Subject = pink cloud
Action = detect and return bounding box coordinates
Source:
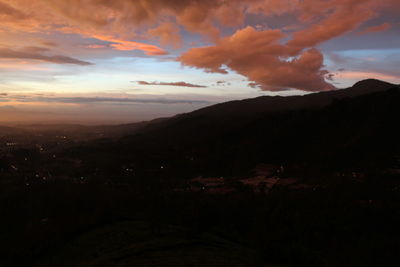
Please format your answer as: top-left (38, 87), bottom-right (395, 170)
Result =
top-left (289, 0), bottom-right (376, 48)
top-left (92, 35), bottom-right (167, 56)
top-left (1, 0), bottom-right (399, 91)
top-left (179, 0), bottom-right (399, 91)
top-left (358, 23), bottom-right (391, 35)
top-left (336, 71), bottom-right (400, 82)
top-left (179, 27), bottom-right (334, 91)
top-left (137, 81), bottom-right (207, 88)
top-left (0, 1), bottom-right (27, 19)
top-left (147, 23), bottom-right (183, 48)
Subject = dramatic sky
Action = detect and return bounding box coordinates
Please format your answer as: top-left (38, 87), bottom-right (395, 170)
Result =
top-left (1, 0), bottom-right (399, 124)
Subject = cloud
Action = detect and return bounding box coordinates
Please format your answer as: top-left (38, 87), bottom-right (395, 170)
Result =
top-left (288, 2), bottom-right (372, 48)
top-left (22, 46), bottom-right (51, 53)
top-left (335, 71), bottom-right (400, 82)
top-left (2, 1), bottom-right (398, 45)
top-left (147, 23), bottom-right (183, 48)
top-left (216, 81), bottom-right (230, 86)
top-left (1, 0), bottom-right (399, 91)
top-left (2, 94), bottom-right (211, 105)
top-left (178, 0), bottom-right (400, 91)
top-left (0, 0), bottom-right (249, 48)
top-left (0, 1), bottom-right (27, 19)
top-left (91, 35), bottom-right (167, 55)
top-left (40, 40), bottom-right (58, 47)
top-left (9, 0), bottom-right (237, 45)
top-left (0, 47), bottom-right (93, 66)
top-left (179, 27), bottom-right (334, 91)
top-left (137, 81), bottom-right (207, 88)
top-left (358, 23), bottom-right (391, 35)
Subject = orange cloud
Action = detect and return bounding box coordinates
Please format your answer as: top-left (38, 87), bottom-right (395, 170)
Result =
top-left (93, 35), bottom-right (168, 55)
top-left (147, 23), bottom-right (183, 48)
top-left (0, 1), bottom-right (27, 19)
top-left (1, 0), bottom-right (399, 91)
top-left (1, 0), bottom-right (397, 46)
top-left (358, 23), bottom-right (391, 35)
top-left (179, 0), bottom-right (399, 91)
top-left (39, 0), bottom-right (237, 40)
top-left (247, 0), bottom-right (299, 16)
top-left (180, 27), bottom-right (334, 91)
top-left (289, 0), bottom-right (376, 48)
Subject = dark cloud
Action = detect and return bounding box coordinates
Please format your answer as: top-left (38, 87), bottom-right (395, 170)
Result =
top-left (0, 48), bottom-right (93, 66)
top-left (326, 73), bottom-right (335, 81)
top-left (137, 81), bottom-right (207, 88)
top-left (216, 81), bottom-right (231, 86)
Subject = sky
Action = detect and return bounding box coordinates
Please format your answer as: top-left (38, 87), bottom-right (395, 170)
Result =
top-left (0, 0), bottom-right (399, 124)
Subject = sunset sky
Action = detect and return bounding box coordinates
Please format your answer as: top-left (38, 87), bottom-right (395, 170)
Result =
top-left (1, 0), bottom-right (399, 124)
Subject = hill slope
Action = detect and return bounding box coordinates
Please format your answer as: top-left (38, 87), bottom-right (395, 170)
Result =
top-left (131, 79), bottom-right (395, 135)
top-left (72, 79), bottom-right (400, 179)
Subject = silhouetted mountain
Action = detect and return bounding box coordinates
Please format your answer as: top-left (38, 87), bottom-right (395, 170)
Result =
top-left (72, 79), bottom-right (400, 179)
top-left (132, 79), bottom-right (395, 135)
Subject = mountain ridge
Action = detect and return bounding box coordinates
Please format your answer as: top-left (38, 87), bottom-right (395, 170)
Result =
top-left (127, 79), bottom-right (397, 138)
top-left (69, 79), bottom-right (397, 179)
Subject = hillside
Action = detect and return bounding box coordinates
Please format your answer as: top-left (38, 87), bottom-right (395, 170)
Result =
top-left (65, 79), bottom-right (400, 180)
top-left (127, 80), bottom-right (399, 162)
top-left (130, 79), bottom-right (395, 135)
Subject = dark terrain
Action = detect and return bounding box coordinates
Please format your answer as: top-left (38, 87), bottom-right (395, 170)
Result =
top-left (1, 79), bottom-right (400, 266)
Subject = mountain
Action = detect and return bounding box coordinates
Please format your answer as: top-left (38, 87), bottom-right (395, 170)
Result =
top-left (131, 79), bottom-right (396, 134)
top-left (72, 79), bottom-right (399, 179)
